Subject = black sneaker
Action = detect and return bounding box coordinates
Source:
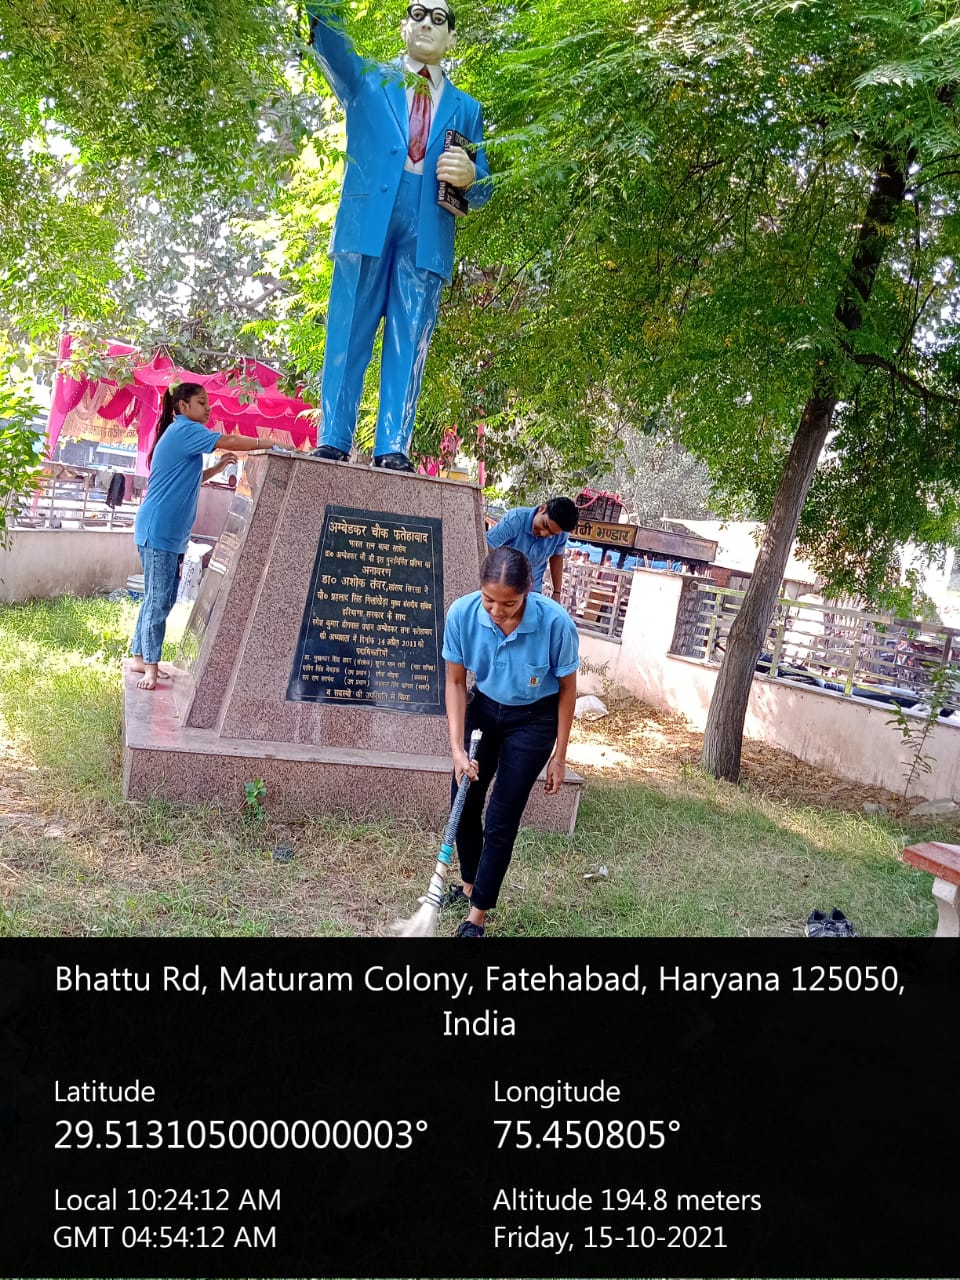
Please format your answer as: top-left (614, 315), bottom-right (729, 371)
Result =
top-left (805, 907), bottom-right (857, 938)
top-left (441, 884), bottom-right (471, 912)
top-left (455, 920), bottom-right (485, 938)
top-left (312, 444), bottom-right (349, 461)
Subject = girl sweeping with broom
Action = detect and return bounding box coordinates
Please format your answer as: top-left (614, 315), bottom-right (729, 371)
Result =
top-left (441, 546), bottom-right (579, 938)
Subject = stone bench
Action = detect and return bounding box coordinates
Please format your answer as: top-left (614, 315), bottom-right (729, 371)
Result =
top-left (901, 842), bottom-right (960, 937)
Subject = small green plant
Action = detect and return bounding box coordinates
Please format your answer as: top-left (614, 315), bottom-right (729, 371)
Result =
top-left (0, 375), bottom-right (45, 547)
top-left (578, 655), bottom-right (615, 703)
top-left (243, 778), bottom-right (267, 822)
top-left (886, 663), bottom-right (956, 804)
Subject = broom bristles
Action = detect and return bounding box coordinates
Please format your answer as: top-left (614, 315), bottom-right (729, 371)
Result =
top-left (390, 900), bottom-right (440, 937)
top-left (392, 730), bottom-right (481, 939)
top-left (391, 858), bottom-right (448, 938)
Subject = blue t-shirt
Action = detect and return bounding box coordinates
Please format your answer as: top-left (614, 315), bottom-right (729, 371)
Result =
top-left (486, 506), bottom-right (569, 592)
top-left (443, 590), bottom-right (580, 705)
top-left (134, 416), bottom-right (219, 554)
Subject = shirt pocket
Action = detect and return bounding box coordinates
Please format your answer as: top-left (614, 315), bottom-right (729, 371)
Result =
top-left (522, 663), bottom-right (550, 699)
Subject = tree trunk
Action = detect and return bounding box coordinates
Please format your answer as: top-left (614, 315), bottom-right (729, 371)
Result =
top-left (700, 398), bottom-right (834, 779)
top-left (701, 145), bottom-right (912, 781)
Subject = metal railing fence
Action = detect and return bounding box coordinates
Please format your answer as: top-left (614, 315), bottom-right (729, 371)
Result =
top-left (559, 563), bottom-right (632, 640)
top-left (10, 468), bottom-right (142, 531)
top-left (672, 580), bottom-right (960, 711)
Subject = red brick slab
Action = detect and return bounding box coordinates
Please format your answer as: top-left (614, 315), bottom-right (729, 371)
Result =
top-left (902, 842), bottom-right (960, 886)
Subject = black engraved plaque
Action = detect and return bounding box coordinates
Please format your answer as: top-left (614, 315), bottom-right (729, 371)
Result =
top-left (287, 505), bottom-right (445, 714)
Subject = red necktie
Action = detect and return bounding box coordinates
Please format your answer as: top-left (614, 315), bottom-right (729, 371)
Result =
top-left (408, 67), bottom-right (433, 165)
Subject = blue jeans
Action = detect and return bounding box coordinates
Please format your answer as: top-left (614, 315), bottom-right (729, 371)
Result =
top-left (320, 172), bottom-right (445, 458)
top-left (130, 545), bottom-right (180, 664)
top-left (452, 689), bottom-right (560, 911)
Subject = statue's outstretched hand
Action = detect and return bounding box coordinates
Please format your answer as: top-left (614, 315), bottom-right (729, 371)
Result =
top-left (436, 145), bottom-right (475, 190)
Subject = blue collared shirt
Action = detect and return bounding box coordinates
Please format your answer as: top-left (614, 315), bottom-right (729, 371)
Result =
top-left (443, 590), bottom-right (580, 705)
top-left (486, 506), bottom-right (569, 592)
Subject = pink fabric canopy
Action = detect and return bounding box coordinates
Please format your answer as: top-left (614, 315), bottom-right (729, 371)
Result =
top-left (46, 335), bottom-right (317, 474)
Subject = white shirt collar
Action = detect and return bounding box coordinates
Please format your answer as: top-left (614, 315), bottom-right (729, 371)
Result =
top-left (403, 56), bottom-right (444, 89)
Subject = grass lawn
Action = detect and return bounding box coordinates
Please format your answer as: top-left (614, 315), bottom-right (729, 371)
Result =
top-left (0, 596), bottom-right (947, 938)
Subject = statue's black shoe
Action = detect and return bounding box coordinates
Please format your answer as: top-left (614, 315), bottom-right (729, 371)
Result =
top-left (312, 444), bottom-right (349, 461)
top-left (373, 453), bottom-right (415, 473)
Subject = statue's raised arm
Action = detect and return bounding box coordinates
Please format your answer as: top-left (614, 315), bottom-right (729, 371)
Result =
top-left (306, 0), bottom-right (492, 471)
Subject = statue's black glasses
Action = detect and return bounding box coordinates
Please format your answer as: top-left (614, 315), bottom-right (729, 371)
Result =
top-left (406, 5), bottom-right (450, 26)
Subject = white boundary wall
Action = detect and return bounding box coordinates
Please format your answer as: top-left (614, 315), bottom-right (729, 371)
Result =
top-left (0, 529), bottom-right (142, 602)
top-left (578, 568), bottom-right (960, 800)
top-left (1, 485), bottom-right (235, 604)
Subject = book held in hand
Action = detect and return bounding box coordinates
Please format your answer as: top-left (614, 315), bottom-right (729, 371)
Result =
top-left (436, 129), bottom-right (477, 217)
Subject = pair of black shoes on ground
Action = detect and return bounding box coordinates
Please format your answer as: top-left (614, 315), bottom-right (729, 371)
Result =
top-left (805, 907), bottom-right (857, 937)
top-left (312, 444), bottom-right (414, 473)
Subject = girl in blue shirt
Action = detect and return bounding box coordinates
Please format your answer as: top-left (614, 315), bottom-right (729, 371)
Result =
top-left (129, 382), bottom-right (264, 690)
top-left (442, 546), bottom-right (580, 937)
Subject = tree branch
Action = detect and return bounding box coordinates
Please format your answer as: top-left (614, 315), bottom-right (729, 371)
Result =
top-left (849, 351), bottom-right (960, 407)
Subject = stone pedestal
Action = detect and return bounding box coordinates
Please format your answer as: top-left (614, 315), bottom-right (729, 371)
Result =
top-left (122, 453), bottom-right (582, 834)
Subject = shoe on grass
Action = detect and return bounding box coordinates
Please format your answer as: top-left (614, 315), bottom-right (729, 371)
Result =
top-left (455, 920), bottom-right (485, 938)
top-left (805, 907), bottom-right (857, 937)
top-left (441, 884), bottom-right (471, 912)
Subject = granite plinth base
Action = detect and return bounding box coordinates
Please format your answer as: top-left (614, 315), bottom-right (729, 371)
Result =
top-left (175, 454), bottom-right (485, 754)
top-left (122, 665), bottom-right (582, 835)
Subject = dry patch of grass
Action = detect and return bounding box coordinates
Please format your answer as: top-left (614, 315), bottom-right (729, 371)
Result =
top-left (567, 697), bottom-right (906, 815)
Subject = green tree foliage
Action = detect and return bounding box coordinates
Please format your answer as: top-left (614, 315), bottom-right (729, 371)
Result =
top-left (0, 0), bottom-right (306, 521)
top-left (79, 166), bottom-right (302, 374)
top-left (0, 0), bottom-right (299, 336)
top-left (473, 0), bottom-right (960, 565)
top-left (597, 431), bottom-right (714, 525)
top-left (0, 363), bottom-right (44, 544)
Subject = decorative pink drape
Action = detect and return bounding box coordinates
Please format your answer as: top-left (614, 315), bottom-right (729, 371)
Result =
top-left (45, 337), bottom-right (317, 473)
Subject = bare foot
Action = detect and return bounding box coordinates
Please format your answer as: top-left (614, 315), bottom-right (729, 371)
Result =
top-left (136, 663), bottom-right (160, 690)
top-left (130, 658), bottom-right (169, 681)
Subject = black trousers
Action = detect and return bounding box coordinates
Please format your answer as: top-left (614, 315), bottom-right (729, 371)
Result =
top-left (452, 689), bottom-right (559, 911)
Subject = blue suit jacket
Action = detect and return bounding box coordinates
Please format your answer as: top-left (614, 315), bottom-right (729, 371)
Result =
top-left (309, 7), bottom-right (491, 282)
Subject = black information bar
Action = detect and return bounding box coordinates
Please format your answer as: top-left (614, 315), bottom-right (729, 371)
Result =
top-left (1, 938), bottom-right (957, 1277)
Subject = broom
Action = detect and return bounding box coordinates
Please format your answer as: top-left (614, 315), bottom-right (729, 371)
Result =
top-left (392, 729), bottom-right (482, 937)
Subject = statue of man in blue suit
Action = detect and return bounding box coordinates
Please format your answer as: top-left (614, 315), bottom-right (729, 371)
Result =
top-left (307, 0), bottom-right (492, 472)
